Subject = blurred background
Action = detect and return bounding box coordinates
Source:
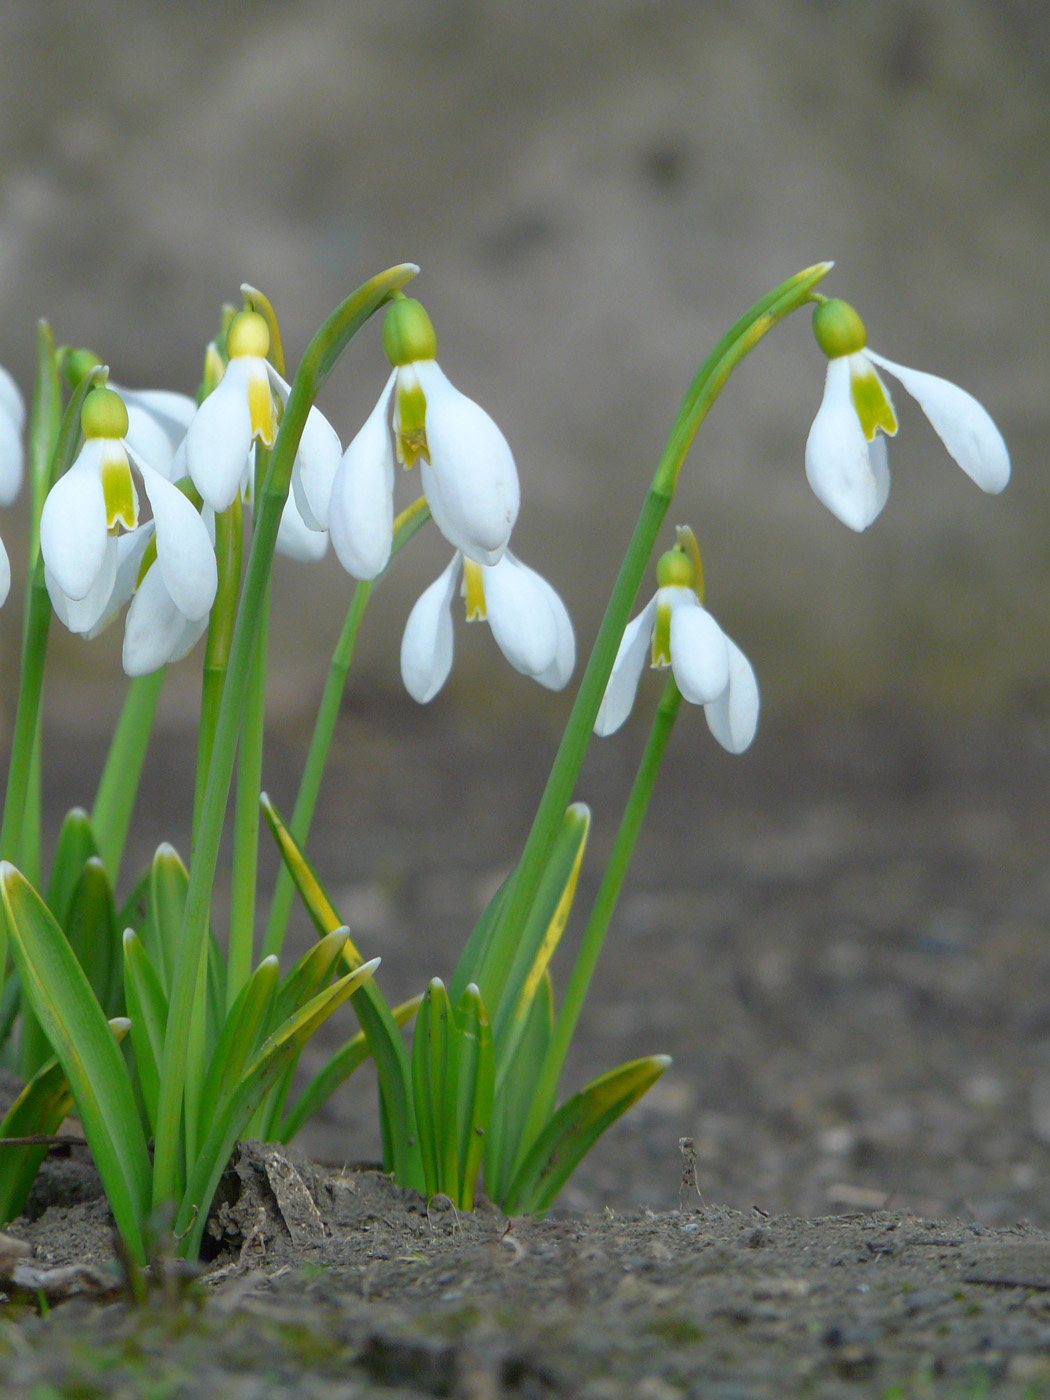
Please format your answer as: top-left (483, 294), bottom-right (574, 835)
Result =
top-left (0, 0), bottom-right (1046, 727)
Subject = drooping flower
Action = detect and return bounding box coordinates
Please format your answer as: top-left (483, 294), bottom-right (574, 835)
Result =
top-left (330, 296), bottom-right (520, 580)
top-left (40, 386), bottom-right (217, 637)
top-left (594, 528), bottom-right (759, 753)
top-left (185, 309), bottom-right (343, 518)
top-left (805, 298), bottom-right (1010, 531)
top-left (0, 363), bottom-right (25, 507)
top-left (400, 548), bottom-right (574, 703)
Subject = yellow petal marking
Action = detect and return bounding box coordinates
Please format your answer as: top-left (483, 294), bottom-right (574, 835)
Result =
top-left (247, 362), bottom-right (276, 446)
top-left (849, 357), bottom-right (897, 441)
top-left (462, 559), bottom-right (487, 621)
top-left (651, 596), bottom-right (673, 669)
top-left (100, 443), bottom-right (138, 532)
top-left (394, 371), bottom-right (429, 469)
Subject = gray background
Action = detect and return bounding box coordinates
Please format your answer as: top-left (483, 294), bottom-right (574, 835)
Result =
top-left (0, 0), bottom-right (1046, 729)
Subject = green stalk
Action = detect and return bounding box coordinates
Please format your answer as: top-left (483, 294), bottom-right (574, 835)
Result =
top-left (152, 262), bottom-right (418, 1212)
top-left (192, 497), bottom-right (242, 852)
top-left (91, 670), bottom-right (165, 884)
top-left (519, 676), bottom-right (681, 1159)
top-left (260, 494), bottom-right (431, 961)
top-left (226, 576), bottom-right (269, 1010)
top-left (476, 262), bottom-right (831, 1007)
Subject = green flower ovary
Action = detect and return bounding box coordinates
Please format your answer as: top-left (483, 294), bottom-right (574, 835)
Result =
top-left (81, 387), bottom-right (128, 441)
top-left (813, 298), bottom-right (867, 359)
top-left (383, 297), bottom-right (437, 367)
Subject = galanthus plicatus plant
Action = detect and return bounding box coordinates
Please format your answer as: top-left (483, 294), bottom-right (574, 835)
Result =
top-left (0, 262), bottom-right (1008, 1263)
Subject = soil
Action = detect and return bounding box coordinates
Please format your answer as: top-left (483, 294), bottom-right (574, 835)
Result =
top-left (3, 698), bottom-right (1050, 1397)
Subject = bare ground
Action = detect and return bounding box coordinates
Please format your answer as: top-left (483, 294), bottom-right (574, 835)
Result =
top-left (4, 699), bottom-right (1050, 1396)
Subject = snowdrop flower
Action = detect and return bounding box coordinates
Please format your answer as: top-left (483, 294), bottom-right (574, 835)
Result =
top-left (0, 363), bottom-right (25, 506)
top-left (594, 528), bottom-right (758, 754)
top-left (805, 298), bottom-right (1010, 531)
top-left (400, 548), bottom-right (574, 703)
top-left (41, 386), bottom-right (217, 638)
top-left (330, 296), bottom-right (520, 580)
top-left (185, 310), bottom-right (343, 518)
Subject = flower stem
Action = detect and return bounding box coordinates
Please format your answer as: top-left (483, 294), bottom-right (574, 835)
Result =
top-left (192, 497), bottom-right (242, 852)
top-left (260, 495), bottom-right (431, 961)
top-left (91, 670), bottom-right (166, 884)
top-left (476, 262), bottom-right (832, 1009)
top-left (520, 675), bottom-right (682, 1157)
top-left (151, 263), bottom-right (418, 1216)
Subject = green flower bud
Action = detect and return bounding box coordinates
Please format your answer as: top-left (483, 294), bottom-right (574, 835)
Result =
top-left (82, 387), bottom-right (129, 441)
top-left (812, 298), bottom-right (867, 359)
top-left (383, 297), bottom-right (437, 367)
top-left (65, 347), bottom-right (103, 389)
top-left (226, 309), bottom-right (270, 360)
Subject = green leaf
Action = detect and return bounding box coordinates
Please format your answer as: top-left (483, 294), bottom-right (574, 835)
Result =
top-left (485, 970), bottom-right (553, 1202)
top-left (261, 795), bottom-right (422, 1188)
top-left (177, 957), bottom-right (380, 1258)
top-left (454, 984), bottom-right (494, 1210)
top-left (46, 808), bottom-right (100, 928)
top-left (145, 843), bottom-right (189, 994)
top-left (1, 862), bottom-right (151, 1262)
top-left (448, 871), bottom-right (511, 1005)
top-left (0, 1017), bottom-right (130, 1225)
top-left (490, 804), bottom-right (589, 1047)
top-left (272, 927), bottom-right (352, 1025)
top-left (121, 930), bottom-right (169, 1137)
top-left (411, 978), bottom-right (457, 1199)
top-left (197, 955), bottom-right (281, 1137)
top-left (276, 994), bottom-right (421, 1144)
top-left (64, 858), bottom-right (121, 1017)
top-left (501, 1055), bottom-right (671, 1215)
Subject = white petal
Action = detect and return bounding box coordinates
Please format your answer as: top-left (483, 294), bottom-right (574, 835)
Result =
top-left (276, 492), bottom-right (329, 561)
top-left (292, 407), bottom-right (343, 531)
top-left (117, 386), bottom-right (196, 480)
top-left (185, 360), bottom-right (253, 511)
top-left (46, 537), bottom-right (118, 634)
top-left (135, 460), bottom-right (217, 621)
top-left (39, 442), bottom-right (110, 600)
top-left (0, 373), bottom-right (24, 506)
top-left (669, 600), bottom-right (731, 704)
top-left (415, 361), bottom-right (519, 565)
top-left (805, 358), bottom-right (885, 531)
top-left (531, 570), bottom-right (575, 690)
top-left (704, 637), bottom-right (759, 753)
top-left (81, 527), bottom-right (155, 639)
top-left (868, 351), bottom-right (1010, 494)
top-left (400, 555), bottom-right (461, 703)
top-left (593, 595), bottom-right (659, 737)
top-left (122, 563), bottom-right (196, 675)
top-left (482, 552), bottom-right (560, 679)
top-left (0, 365), bottom-right (25, 432)
top-left (329, 373), bottom-right (396, 579)
top-left (0, 535), bottom-right (9, 608)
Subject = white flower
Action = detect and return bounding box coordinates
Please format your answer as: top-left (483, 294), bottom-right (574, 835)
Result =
top-left (40, 387), bottom-right (217, 637)
top-left (0, 364), bottom-right (25, 506)
top-left (330, 297), bottom-right (519, 580)
top-left (400, 549), bottom-right (574, 703)
top-left (594, 532), bottom-right (758, 754)
top-left (185, 310), bottom-right (342, 519)
top-left (805, 299), bottom-right (1010, 531)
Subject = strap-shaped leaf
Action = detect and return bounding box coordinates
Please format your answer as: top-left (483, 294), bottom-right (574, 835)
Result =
top-left (411, 978), bottom-right (459, 1199)
top-left (454, 984), bottom-right (494, 1210)
top-left (276, 994), bottom-right (421, 1143)
top-left (261, 795), bottom-right (421, 1187)
top-left (485, 970), bottom-right (553, 1202)
top-left (489, 804), bottom-right (589, 1041)
top-left (145, 843), bottom-right (188, 994)
top-left (272, 927), bottom-right (352, 1025)
top-left (501, 1054), bottom-right (671, 1215)
top-left (448, 871), bottom-right (511, 1004)
top-left (46, 808), bottom-right (100, 928)
top-left (177, 957), bottom-right (380, 1257)
top-left (64, 857), bottom-right (120, 1017)
top-left (122, 930), bottom-right (169, 1137)
top-left (0, 1017), bottom-right (130, 1224)
top-left (197, 955), bottom-right (282, 1135)
top-left (1, 862), bottom-right (151, 1262)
